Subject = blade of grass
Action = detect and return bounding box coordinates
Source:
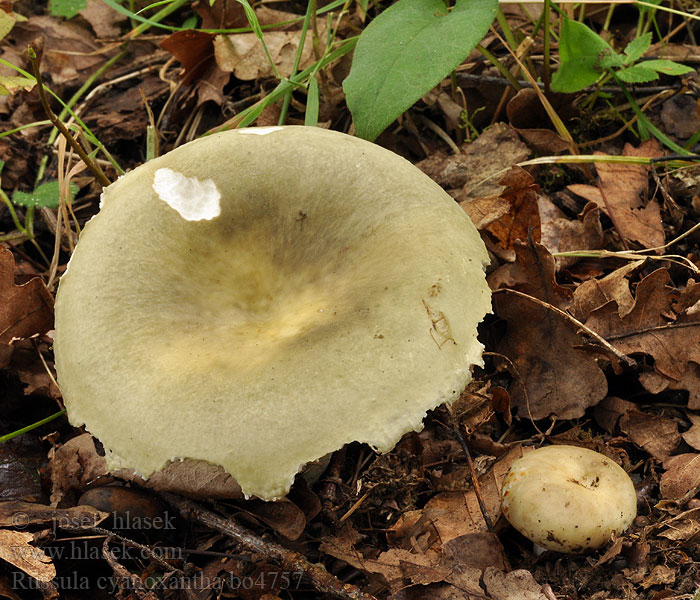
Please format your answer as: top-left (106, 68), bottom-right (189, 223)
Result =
top-left (0, 410), bottom-right (66, 444)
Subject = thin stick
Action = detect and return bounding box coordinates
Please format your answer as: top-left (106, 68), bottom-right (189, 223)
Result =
top-left (162, 493), bottom-right (379, 600)
top-left (451, 417), bottom-right (496, 534)
top-left (28, 47), bottom-right (111, 188)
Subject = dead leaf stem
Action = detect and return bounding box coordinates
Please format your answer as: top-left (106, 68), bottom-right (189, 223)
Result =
top-left (606, 320), bottom-right (700, 341)
top-left (28, 47), bottom-right (111, 188)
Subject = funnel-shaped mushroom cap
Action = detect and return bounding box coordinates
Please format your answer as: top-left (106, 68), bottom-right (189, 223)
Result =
top-left (54, 126), bottom-right (491, 500)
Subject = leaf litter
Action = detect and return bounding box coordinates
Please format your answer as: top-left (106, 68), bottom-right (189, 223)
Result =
top-left (3, 2), bottom-right (700, 599)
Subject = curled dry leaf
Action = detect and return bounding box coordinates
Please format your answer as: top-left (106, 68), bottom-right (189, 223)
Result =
top-left (572, 261), bottom-right (644, 321)
top-left (482, 167), bottom-right (541, 255)
top-left (12, 16), bottom-right (103, 87)
top-left (538, 198), bottom-right (604, 270)
top-left (0, 529), bottom-right (55, 583)
top-left (568, 140), bottom-right (665, 249)
top-left (0, 246), bottom-right (53, 345)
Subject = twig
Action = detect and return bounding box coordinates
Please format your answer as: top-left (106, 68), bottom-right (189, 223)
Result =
top-left (162, 493), bottom-right (379, 600)
top-left (493, 288), bottom-right (636, 367)
top-left (606, 320), bottom-right (700, 341)
top-left (450, 416), bottom-right (496, 534)
top-left (28, 47), bottom-right (111, 188)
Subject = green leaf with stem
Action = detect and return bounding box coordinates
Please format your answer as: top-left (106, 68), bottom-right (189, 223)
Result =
top-left (343, 0), bottom-right (498, 141)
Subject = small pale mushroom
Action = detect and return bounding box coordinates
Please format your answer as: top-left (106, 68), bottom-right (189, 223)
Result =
top-left (53, 126), bottom-right (491, 500)
top-left (501, 445), bottom-right (637, 553)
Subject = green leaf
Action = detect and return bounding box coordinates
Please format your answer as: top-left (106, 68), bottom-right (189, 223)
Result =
top-left (305, 77), bottom-right (320, 127)
top-left (13, 181), bottom-right (78, 209)
top-left (343, 0), bottom-right (498, 141)
top-left (623, 33), bottom-right (651, 65)
top-left (551, 16), bottom-right (614, 93)
top-left (616, 64), bottom-right (659, 84)
top-left (0, 11), bottom-right (16, 42)
top-left (49, 0), bottom-right (87, 18)
top-left (0, 75), bottom-right (35, 95)
top-left (643, 59), bottom-right (695, 76)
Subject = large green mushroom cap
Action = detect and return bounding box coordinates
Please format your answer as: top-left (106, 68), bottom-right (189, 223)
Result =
top-left (54, 126), bottom-right (491, 500)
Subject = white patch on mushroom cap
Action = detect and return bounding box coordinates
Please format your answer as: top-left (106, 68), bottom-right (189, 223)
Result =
top-left (238, 126), bottom-right (284, 136)
top-left (152, 168), bottom-right (221, 221)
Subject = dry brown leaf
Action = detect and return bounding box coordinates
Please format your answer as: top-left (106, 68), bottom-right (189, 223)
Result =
top-left (12, 16), bottom-right (102, 86)
top-left (619, 409), bottom-right (680, 461)
top-left (506, 87), bottom-right (573, 154)
top-left (0, 529), bottom-right (55, 583)
top-left (492, 242), bottom-right (607, 419)
top-left (640, 564), bottom-right (676, 589)
top-left (418, 122), bottom-right (530, 197)
top-left (482, 567), bottom-right (550, 600)
top-left (483, 167), bottom-right (541, 252)
top-left (572, 261), bottom-right (644, 321)
top-left (682, 413), bottom-right (700, 451)
top-left (214, 23), bottom-right (326, 81)
top-left (237, 499), bottom-right (306, 541)
top-left (593, 396), bottom-right (636, 434)
top-left (87, 76), bottom-right (170, 140)
top-left (117, 459), bottom-right (243, 500)
top-left (660, 454), bottom-right (700, 499)
top-left (538, 199), bottom-right (604, 269)
top-left (567, 141), bottom-right (665, 249)
top-left (585, 268), bottom-right (700, 383)
top-left (78, 0), bottom-right (127, 37)
top-left (48, 434), bottom-right (111, 506)
top-left (461, 195), bottom-right (511, 231)
top-left (0, 500), bottom-right (107, 529)
top-left (657, 515), bottom-right (700, 542)
top-left (160, 30), bottom-right (217, 85)
top-left (0, 247), bottom-right (53, 344)
top-left (193, 0), bottom-right (248, 29)
top-left (51, 433), bottom-right (245, 503)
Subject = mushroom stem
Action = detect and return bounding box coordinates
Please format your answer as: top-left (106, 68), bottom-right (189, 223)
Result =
top-left (162, 493), bottom-right (379, 600)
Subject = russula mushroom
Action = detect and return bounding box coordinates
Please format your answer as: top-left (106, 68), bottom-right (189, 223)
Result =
top-left (54, 126), bottom-right (491, 500)
top-left (501, 445), bottom-right (637, 553)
